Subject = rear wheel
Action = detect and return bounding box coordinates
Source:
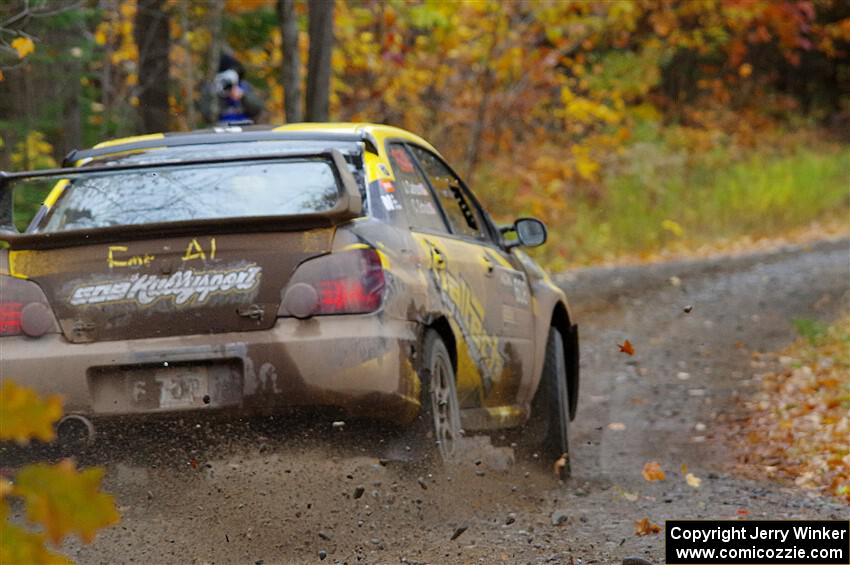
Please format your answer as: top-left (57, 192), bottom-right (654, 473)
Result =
top-left (416, 330), bottom-right (462, 462)
top-left (525, 327), bottom-right (571, 479)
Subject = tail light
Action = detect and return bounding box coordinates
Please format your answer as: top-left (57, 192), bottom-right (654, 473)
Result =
top-left (0, 275), bottom-right (59, 337)
top-left (279, 248), bottom-right (386, 319)
top-left (0, 301), bottom-right (23, 335)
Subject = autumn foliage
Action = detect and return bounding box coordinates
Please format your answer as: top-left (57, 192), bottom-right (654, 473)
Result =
top-left (738, 315), bottom-right (850, 504)
top-left (0, 381), bottom-right (119, 564)
top-left (1, 0), bottom-right (849, 266)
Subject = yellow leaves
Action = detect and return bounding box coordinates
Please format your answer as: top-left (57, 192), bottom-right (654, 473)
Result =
top-left (686, 473), bottom-right (702, 488)
top-left (10, 131), bottom-right (58, 171)
top-left (11, 36), bottom-right (35, 59)
top-left (634, 517), bottom-right (661, 536)
top-left (738, 63), bottom-right (753, 77)
top-left (14, 460), bottom-right (120, 545)
top-left (94, 28), bottom-right (108, 46)
top-left (661, 219), bottom-right (684, 237)
top-left (572, 145), bottom-right (600, 181)
top-left (0, 522), bottom-right (74, 565)
top-left (0, 381), bottom-right (63, 445)
top-left (1, 382), bottom-right (118, 562)
top-left (642, 461), bottom-right (666, 481)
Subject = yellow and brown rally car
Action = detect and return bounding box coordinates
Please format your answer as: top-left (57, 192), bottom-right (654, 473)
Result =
top-left (0, 124), bottom-right (578, 474)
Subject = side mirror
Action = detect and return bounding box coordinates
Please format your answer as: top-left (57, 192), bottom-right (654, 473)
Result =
top-left (503, 217), bottom-right (547, 249)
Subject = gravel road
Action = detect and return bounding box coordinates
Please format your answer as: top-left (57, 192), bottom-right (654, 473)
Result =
top-left (12, 238), bottom-right (850, 564)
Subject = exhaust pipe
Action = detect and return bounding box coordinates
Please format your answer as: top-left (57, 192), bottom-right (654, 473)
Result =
top-left (56, 414), bottom-right (96, 446)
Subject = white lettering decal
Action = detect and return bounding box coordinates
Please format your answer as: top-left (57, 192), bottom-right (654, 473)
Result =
top-left (70, 265), bottom-right (262, 307)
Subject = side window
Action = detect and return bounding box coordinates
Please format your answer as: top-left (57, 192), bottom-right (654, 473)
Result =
top-left (408, 146), bottom-right (487, 241)
top-left (386, 144), bottom-right (447, 233)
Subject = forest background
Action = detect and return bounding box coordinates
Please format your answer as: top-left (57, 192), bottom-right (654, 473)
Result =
top-left (1, 0), bottom-right (848, 269)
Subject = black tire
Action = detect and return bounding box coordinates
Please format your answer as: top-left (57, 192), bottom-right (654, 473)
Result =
top-left (525, 327), bottom-right (571, 479)
top-left (414, 330), bottom-right (463, 462)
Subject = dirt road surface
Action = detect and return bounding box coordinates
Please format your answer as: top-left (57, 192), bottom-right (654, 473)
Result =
top-left (8, 238), bottom-right (849, 564)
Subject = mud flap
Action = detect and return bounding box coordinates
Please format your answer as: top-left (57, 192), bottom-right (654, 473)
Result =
top-left (565, 323), bottom-right (579, 421)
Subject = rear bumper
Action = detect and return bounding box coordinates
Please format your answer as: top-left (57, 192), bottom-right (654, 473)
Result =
top-left (0, 315), bottom-right (421, 422)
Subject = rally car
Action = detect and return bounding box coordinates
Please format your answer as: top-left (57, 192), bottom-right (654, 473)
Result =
top-left (0, 124), bottom-right (579, 475)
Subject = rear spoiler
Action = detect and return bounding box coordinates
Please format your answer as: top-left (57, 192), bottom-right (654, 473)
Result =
top-left (0, 149), bottom-right (362, 250)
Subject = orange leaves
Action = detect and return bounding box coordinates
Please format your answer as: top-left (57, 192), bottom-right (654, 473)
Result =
top-left (618, 339), bottom-right (635, 356)
top-left (14, 461), bottom-right (120, 545)
top-left (634, 517), bottom-right (661, 536)
top-left (0, 381), bottom-right (63, 445)
top-left (738, 315), bottom-right (849, 504)
top-left (642, 461), bottom-right (666, 482)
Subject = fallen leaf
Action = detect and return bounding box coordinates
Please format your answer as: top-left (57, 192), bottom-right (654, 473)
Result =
top-left (618, 340), bottom-right (635, 356)
top-left (607, 422), bottom-right (626, 431)
top-left (623, 491), bottom-right (639, 502)
top-left (553, 454), bottom-right (568, 477)
top-left (641, 461), bottom-right (666, 482)
top-left (685, 473), bottom-right (702, 488)
top-left (681, 463), bottom-right (688, 475)
top-left (736, 508), bottom-right (749, 517)
top-left (634, 517), bottom-right (661, 536)
top-left (683, 305), bottom-right (693, 313)
top-left (11, 36), bottom-right (35, 59)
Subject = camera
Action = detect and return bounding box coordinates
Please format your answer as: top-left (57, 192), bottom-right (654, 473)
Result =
top-left (214, 69), bottom-right (240, 97)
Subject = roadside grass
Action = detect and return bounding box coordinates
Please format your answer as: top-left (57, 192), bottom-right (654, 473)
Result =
top-left (521, 144), bottom-right (850, 268)
top-left (739, 314), bottom-right (850, 504)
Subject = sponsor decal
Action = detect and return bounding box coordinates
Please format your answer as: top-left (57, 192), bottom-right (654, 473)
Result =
top-left (404, 182), bottom-right (430, 196)
top-left (70, 264), bottom-right (262, 307)
top-left (389, 147), bottom-right (415, 173)
top-left (420, 239), bottom-right (504, 391)
top-left (380, 193), bottom-right (401, 211)
top-left (410, 198), bottom-right (438, 216)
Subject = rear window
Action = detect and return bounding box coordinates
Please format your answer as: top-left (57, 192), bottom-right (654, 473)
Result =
top-left (24, 159), bottom-right (340, 233)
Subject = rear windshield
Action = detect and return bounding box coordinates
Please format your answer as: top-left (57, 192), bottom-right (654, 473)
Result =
top-left (23, 159), bottom-right (340, 233)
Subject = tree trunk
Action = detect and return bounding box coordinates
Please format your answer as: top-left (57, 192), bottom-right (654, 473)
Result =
top-left (179, 0), bottom-right (196, 130)
top-left (306, 0), bottom-right (334, 122)
top-left (278, 0), bottom-right (302, 123)
top-left (135, 0), bottom-right (171, 133)
top-left (206, 0), bottom-right (225, 84)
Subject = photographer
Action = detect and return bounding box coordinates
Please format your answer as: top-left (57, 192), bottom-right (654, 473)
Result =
top-left (200, 55), bottom-right (264, 125)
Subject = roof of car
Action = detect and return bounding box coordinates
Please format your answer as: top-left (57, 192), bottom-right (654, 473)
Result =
top-left (67, 123), bottom-right (440, 164)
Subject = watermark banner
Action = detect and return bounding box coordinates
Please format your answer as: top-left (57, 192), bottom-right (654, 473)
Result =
top-left (665, 520), bottom-right (849, 564)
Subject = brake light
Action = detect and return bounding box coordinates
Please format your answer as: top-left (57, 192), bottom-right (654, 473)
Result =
top-left (280, 248), bottom-right (386, 318)
top-left (0, 302), bottom-right (23, 336)
top-left (0, 275), bottom-right (59, 337)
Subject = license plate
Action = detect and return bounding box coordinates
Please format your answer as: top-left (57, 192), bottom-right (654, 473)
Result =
top-left (89, 361), bottom-right (242, 414)
top-left (128, 366), bottom-right (209, 410)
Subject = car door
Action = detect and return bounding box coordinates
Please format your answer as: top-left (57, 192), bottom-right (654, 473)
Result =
top-left (404, 144), bottom-right (535, 409)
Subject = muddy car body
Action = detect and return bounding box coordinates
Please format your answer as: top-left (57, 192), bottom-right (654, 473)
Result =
top-left (0, 124), bottom-right (578, 464)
